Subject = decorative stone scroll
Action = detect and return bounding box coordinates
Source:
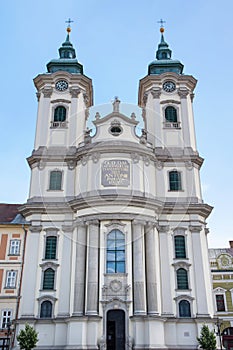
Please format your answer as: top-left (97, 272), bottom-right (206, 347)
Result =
top-left (42, 87), bottom-right (53, 98)
top-left (101, 160), bottom-right (130, 187)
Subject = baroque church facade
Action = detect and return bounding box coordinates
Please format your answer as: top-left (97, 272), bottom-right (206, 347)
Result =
top-left (16, 24), bottom-right (215, 349)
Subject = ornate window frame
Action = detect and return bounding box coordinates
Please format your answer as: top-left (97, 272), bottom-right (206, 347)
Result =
top-left (51, 102), bottom-right (69, 128)
top-left (104, 221), bottom-right (127, 275)
top-left (213, 287), bottom-right (227, 313)
top-left (162, 104), bottom-right (181, 129)
top-left (172, 228), bottom-right (188, 259)
top-left (43, 228), bottom-right (59, 261)
top-left (40, 261), bottom-right (59, 291)
top-left (168, 170), bottom-right (183, 191)
top-left (38, 295), bottom-right (57, 319)
top-left (174, 294), bottom-right (194, 318)
top-left (48, 169), bottom-right (64, 191)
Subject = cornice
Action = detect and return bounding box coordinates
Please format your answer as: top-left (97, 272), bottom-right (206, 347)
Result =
top-left (27, 143), bottom-right (204, 170)
top-left (138, 72), bottom-right (197, 107)
top-left (33, 71), bottom-right (93, 107)
top-left (19, 195), bottom-right (213, 220)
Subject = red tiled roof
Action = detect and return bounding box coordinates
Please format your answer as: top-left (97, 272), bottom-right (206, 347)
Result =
top-left (0, 204), bottom-right (21, 223)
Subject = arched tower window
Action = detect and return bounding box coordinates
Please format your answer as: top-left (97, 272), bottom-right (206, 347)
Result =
top-left (43, 268), bottom-right (55, 290)
top-left (49, 170), bottom-right (62, 191)
top-left (169, 170), bottom-right (182, 191)
top-left (174, 235), bottom-right (186, 258)
top-left (165, 106), bottom-right (177, 122)
top-left (179, 300), bottom-right (191, 317)
top-left (177, 268), bottom-right (189, 289)
top-left (106, 229), bottom-right (125, 273)
top-left (40, 300), bottom-right (52, 318)
top-left (54, 106), bottom-right (66, 122)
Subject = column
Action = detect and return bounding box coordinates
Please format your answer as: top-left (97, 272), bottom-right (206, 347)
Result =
top-left (190, 225), bottom-right (209, 316)
top-left (159, 225), bottom-right (174, 316)
top-left (86, 220), bottom-right (99, 315)
top-left (145, 223), bottom-right (158, 314)
top-left (132, 220), bottom-right (147, 314)
top-left (73, 222), bottom-right (87, 315)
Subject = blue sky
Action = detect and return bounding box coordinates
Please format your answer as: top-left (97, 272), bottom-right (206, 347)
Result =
top-left (0, 0), bottom-right (232, 248)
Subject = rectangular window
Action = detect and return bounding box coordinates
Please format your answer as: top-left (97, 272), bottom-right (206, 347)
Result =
top-left (1, 310), bottom-right (12, 329)
top-left (177, 268), bottom-right (189, 289)
top-left (49, 171), bottom-right (62, 190)
top-left (169, 171), bottom-right (182, 191)
top-left (5, 271), bottom-right (17, 288)
top-left (9, 240), bottom-right (21, 255)
top-left (216, 294), bottom-right (225, 312)
top-left (45, 236), bottom-right (57, 260)
top-left (174, 235), bottom-right (186, 258)
top-left (106, 230), bottom-right (125, 273)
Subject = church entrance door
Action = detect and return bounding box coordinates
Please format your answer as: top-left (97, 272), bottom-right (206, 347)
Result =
top-left (107, 310), bottom-right (125, 350)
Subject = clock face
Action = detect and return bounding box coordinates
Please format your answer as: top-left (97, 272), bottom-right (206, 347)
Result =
top-left (55, 80), bottom-right (68, 91)
top-left (163, 81), bottom-right (176, 93)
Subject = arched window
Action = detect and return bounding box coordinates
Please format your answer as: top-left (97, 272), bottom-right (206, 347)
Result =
top-left (179, 300), bottom-right (191, 317)
top-left (49, 170), bottom-right (62, 190)
top-left (169, 170), bottom-right (182, 191)
top-left (54, 106), bottom-right (66, 122)
top-left (174, 235), bottom-right (186, 258)
top-left (177, 268), bottom-right (189, 289)
top-left (40, 300), bottom-right (52, 318)
top-left (106, 230), bottom-right (125, 273)
top-left (45, 236), bottom-right (57, 260)
top-left (165, 106), bottom-right (177, 122)
top-left (43, 268), bottom-right (55, 290)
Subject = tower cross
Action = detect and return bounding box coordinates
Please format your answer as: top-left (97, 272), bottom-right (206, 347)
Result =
top-left (157, 19), bottom-right (166, 28)
top-left (65, 18), bottom-right (74, 28)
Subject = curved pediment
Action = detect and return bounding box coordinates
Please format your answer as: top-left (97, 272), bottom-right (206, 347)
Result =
top-left (93, 111), bottom-right (139, 127)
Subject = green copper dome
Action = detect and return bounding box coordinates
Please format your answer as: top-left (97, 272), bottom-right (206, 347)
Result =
top-left (47, 28), bottom-right (83, 74)
top-left (148, 29), bottom-right (184, 75)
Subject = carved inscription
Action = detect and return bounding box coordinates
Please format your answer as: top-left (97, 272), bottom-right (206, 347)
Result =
top-left (102, 160), bottom-right (130, 187)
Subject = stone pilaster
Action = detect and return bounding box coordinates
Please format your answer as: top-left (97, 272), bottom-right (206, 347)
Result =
top-left (57, 225), bottom-right (73, 317)
top-left (178, 88), bottom-right (192, 148)
top-left (158, 225), bottom-right (174, 316)
top-left (86, 220), bottom-right (99, 315)
top-left (145, 223), bottom-right (158, 314)
top-left (190, 225), bottom-right (210, 316)
top-left (20, 226), bottom-right (42, 317)
top-left (73, 222), bottom-right (87, 315)
top-left (132, 220), bottom-right (146, 315)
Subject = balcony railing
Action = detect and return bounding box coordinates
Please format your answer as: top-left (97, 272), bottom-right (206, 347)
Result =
top-left (164, 121), bottom-right (181, 129)
top-left (50, 121), bottom-right (68, 128)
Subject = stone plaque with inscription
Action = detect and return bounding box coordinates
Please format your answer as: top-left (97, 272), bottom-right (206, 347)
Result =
top-left (101, 160), bottom-right (130, 187)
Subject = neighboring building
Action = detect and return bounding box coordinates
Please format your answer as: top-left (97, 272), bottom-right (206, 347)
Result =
top-left (0, 204), bottom-right (27, 349)
top-left (16, 24), bottom-right (215, 350)
top-left (209, 241), bottom-right (233, 350)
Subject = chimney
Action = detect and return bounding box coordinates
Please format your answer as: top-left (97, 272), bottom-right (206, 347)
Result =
top-left (229, 241), bottom-right (233, 248)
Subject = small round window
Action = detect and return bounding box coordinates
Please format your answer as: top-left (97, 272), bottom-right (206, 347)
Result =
top-left (110, 125), bottom-right (122, 136)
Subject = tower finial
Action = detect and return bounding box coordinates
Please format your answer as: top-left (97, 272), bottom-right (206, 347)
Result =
top-left (65, 18), bottom-right (74, 34)
top-left (157, 18), bottom-right (166, 33)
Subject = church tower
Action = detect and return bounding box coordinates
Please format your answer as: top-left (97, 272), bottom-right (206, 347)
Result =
top-left (17, 24), bottom-right (215, 350)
